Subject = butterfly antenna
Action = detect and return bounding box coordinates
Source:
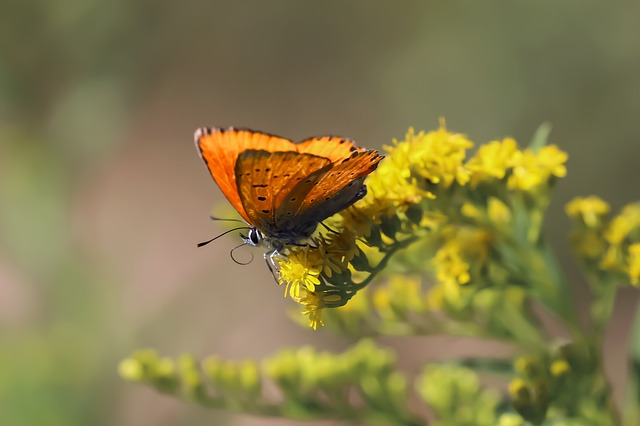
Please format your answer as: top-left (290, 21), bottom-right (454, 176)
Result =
top-left (230, 242), bottom-right (254, 265)
top-left (197, 226), bottom-right (251, 248)
top-left (209, 215), bottom-right (249, 225)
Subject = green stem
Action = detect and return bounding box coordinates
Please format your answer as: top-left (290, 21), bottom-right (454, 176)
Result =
top-left (345, 236), bottom-right (420, 291)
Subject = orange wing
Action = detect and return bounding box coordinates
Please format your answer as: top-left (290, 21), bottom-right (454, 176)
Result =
top-left (195, 127), bottom-right (296, 222)
top-left (234, 150), bottom-right (332, 236)
top-left (195, 127), bottom-right (382, 237)
top-left (296, 136), bottom-right (364, 161)
top-left (301, 150), bottom-right (383, 211)
top-left (277, 150), bottom-right (383, 231)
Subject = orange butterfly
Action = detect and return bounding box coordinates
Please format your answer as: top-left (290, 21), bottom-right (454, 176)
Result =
top-left (194, 127), bottom-right (383, 270)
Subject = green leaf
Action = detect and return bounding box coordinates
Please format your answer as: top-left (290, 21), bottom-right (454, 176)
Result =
top-left (528, 122), bottom-right (553, 152)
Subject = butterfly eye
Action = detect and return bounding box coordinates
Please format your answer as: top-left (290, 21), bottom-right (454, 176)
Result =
top-left (248, 228), bottom-right (262, 245)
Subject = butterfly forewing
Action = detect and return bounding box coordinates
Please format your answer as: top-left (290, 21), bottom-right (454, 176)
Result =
top-left (234, 150), bottom-right (332, 238)
top-left (195, 128), bottom-right (297, 222)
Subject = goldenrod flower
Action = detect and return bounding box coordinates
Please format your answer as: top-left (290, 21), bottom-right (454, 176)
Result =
top-left (372, 285), bottom-right (392, 312)
top-left (316, 229), bottom-right (358, 277)
top-left (403, 124), bottom-right (473, 188)
top-left (550, 359), bottom-right (570, 377)
top-left (365, 123), bottom-right (473, 207)
top-left (508, 378), bottom-right (530, 401)
top-left (426, 282), bottom-right (447, 311)
top-left (604, 203), bottom-right (640, 245)
top-left (487, 197), bottom-right (512, 227)
top-left (565, 196), bottom-right (610, 228)
top-left (372, 275), bottom-right (425, 317)
top-left (626, 243), bottom-right (640, 286)
top-left (277, 249), bottom-right (323, 297)
top-left (432, 226), bottom-right (491, 290)
top-left (600, 203), bottom-right (640, 272)
top-left (535, 144), bottom-right (568, 178)
top-left (434, 240), bottom-right (471, 287)
top-left (467, 137), bottom-right (519, 187)
top-left (508, 145), bottom-right (568, 191)
top-left (429, 276), bottom-right (492, 314)
top-left (292, 288), bottom-right (324, 329)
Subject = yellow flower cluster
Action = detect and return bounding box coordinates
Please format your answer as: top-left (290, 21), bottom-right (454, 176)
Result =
top-left (432, 226), bottom-right (491, 290)
top-left (567, 198), bottom-right (640, 286)
top-left (601, 203), bottom-right (640, 284)
top-left (276, 122), bottom-right (569, 328)
top-left (276, 248), bottom-right (333, 329)
top-left (507, 145), bottom-right (568, 191)
top-left (565, 196), bottom-right (610, 228)
top-left (467, 138), bottom-right (519, 187)
top-left (467, 137), bottom-right (567, 191)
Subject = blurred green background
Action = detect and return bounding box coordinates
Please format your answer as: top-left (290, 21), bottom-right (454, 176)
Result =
top-left (1, 2), bottom-right (639, 425)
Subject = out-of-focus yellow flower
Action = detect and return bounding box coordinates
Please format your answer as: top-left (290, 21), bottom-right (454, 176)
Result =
top-left (600, 203), bottom-right (640, 272)
top-left (426, 282), bottom-right (446, 311)
top-left (571, 232), bottom-right (607, 260)
top-left (118, 358), bottom-right (144, 381)
top-left (277, 249), bottom-right (323, 297)
top-left (565, 196), bottom-right (610, 228)
top-left (508, 378), bottom-right (530, 400)
top-left (508, 145), bottom-right (568, 191)
top-left (434, 240), bottom-right (471, 287)
top-left (336, 290), bottom-right (368, 314)
top-left (550, 359), bottom-right (570, 377)
top-left (461, 202), bottom-right (483, 220)
top-left (372, 285), bottom-right (392, 312)
top-left (514, 356), bottom-right (537, 375)
top-left (536, 144), bottom-right (568, 178)
top-left (467, 137), bottom-right (519, 187)
top-left (433, 226), bottom-right (490, 289)
top-left (497, 413), bottom-right (525, 426)
top-left (488, 197), bottom-right (512, 227)
top-left (461, 198), bottom-right (511, 232)
top-left (600, 245), bottom-right (621, 270)
top-left (626, 243), bottom-right (640, 286)
top-left (372, 275), bottom-right (424, 315)
top-left (604, 203), bottom-right (640, 245)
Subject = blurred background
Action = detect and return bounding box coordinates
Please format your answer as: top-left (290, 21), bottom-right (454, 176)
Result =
top-left (1, 1), bottom-right (639, 425)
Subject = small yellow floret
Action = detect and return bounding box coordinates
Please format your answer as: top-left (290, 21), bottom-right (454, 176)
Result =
top-left (565, 196), bottom-right (610, 228)
top-left (626, 243), bottom-right (640, 286)
top-left (277, 249), bottom-right (323, 297)
top-left (467, 137), bottom-right (519, 187)
top-left (550, 359), bottom-right (570, 377)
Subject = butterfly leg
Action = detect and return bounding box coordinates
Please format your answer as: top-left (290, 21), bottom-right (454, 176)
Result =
top-left (263, 248), bottom-right (281, 284)
top-left (319, 221), bottom-right (340, 234)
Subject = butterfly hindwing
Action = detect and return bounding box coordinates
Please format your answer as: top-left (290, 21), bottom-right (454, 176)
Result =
top-left (296, 150), bottom-right (382, 219)
top-left (234, 150), bottom-right (332, 237)
top-left (275, 150), bottom-right (383, 233)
